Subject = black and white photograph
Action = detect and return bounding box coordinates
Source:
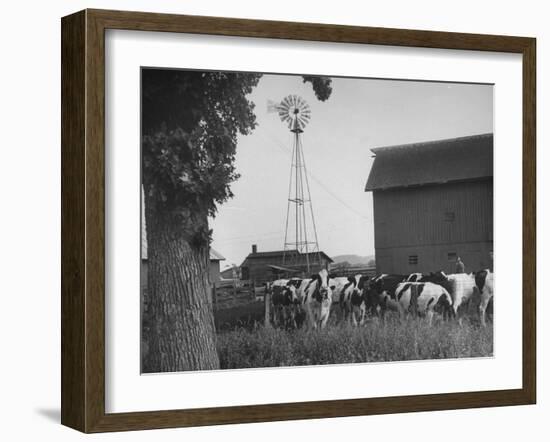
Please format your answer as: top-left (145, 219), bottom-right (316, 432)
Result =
top-left (140, 68), bottom-right (494, 374)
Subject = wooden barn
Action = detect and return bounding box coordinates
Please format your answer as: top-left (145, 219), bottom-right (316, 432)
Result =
top-left (365, 133), bottom-right (493, 275)
top-left (239, 244), bottom-right (333, 285)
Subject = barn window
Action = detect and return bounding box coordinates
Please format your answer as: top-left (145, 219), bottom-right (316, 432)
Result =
top-left (447, 252), bottom-right (457, 261)
top-left (444, 211), bottom-right (455, 222)
top-left (241, 266), bottom-right (249, 280)
top-left (408, 255), bottom-right (418, 265)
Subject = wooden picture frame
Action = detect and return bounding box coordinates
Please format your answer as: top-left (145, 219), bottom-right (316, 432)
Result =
top-left (61, 8), bottom-right (536, 433)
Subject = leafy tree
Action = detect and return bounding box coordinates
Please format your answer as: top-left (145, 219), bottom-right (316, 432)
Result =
top-left (142, 69), bottom-right (332, 373)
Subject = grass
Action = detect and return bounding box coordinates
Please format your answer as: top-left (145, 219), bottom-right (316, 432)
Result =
top-left (216, 314), bottom-right (493, 370)
top-left (214, 300), bottom-right (265, 331)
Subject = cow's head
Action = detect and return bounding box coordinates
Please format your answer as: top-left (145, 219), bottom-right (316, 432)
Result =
top-left (357, 275), bottom-right (370, 291)
top-left (315, 269), bottom-right (332, 302)
top-left (348, 275), bottom-right (367, 305)
top-left (282, 282), bottom-right (300, 305)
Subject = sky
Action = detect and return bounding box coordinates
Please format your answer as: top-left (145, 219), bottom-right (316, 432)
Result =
top-left (209, 73), bottom-right (493, 268)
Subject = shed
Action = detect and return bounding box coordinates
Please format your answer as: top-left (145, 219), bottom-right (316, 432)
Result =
top-left (208, 248), bottom-right (225, 284)
top-left (239, 244), bottom-right (333, 285)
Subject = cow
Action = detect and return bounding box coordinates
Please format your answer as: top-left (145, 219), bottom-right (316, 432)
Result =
top-left (280, 274), bottom-right (320, 328)
top-left (418, 272), bottom-right (453, 299)
top-left (475, 269), bottom-right (494, 327)
top-left (280, 278), bottom-right (308, 328)
top-left (354, 275), bottom-right (371, 325)
top-left (331, 276), bottom-right (352, 307)
top-left (420, 271), bottom-right (478, 323)
top-left (395, 282), bottom-right (453, 325)
top-left (302, 269), bottom-right (333, 329)
top-left (406, 272), bottom-right (424, 282)
top-left (334, 275), bottom-right (369, 326)
top-left (268, 279), bottom-right (300, 328)
top-left (363, 274), bottom-right (407, 319)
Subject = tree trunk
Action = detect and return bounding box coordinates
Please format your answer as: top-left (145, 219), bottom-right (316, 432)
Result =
top-left (142, 193), bottom-right (219, 373)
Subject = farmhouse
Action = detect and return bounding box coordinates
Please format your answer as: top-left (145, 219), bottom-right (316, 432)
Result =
top-left (220, 265), bottom-right (240, 280)
top-left (208, 248), bottom-right (225, 284)
top-left (239, 244), bottom-right (333, 285)
top-left (365, 133), bottom-right (493, 274)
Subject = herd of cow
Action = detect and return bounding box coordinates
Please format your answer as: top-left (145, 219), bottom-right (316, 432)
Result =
top-left (267, 268), bottom-right (494, 330)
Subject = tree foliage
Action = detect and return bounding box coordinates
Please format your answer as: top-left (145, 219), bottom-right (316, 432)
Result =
top-left (142, 70), bottom-right (260, 214)
top-left (301, 75), bottom-right (333, 101)
top-left (142, 69), bottom-right (333, 246)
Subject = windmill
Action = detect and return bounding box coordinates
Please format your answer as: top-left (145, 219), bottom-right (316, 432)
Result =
top-left (268, 95), bottom-right (321, 273)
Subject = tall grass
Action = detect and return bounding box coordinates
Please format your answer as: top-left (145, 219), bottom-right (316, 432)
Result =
top-left (216, 318), bottom-right (493, 370)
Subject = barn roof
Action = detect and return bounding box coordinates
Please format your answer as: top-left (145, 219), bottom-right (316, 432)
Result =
top-left (365, 133), bottom-right (493, 191)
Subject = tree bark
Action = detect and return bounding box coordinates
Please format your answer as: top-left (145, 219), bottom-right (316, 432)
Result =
top-left (142, 193), bottom-right (219, 373)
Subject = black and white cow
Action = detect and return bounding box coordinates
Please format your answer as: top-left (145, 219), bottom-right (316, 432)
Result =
top-left (395, 281), bottom-right (453, 325)
top-left (280, 278), bottom-right (309, 328)
top-left (475, 269), bottom-right (494, 327)
top-left (268, 278), bottom-right (300, 328)
top-left (334, 274), bottom-right (369, 326)
top-left (302, 269), bottom-right (333, 329)
top-left (363, 274), bottom-right (407, 319)
top-left (330, 276), bottom-right (351, 307)
top-left (418, 271), bottom-right (478, 322)
top-left (406, 272), bottom-right (424, 282)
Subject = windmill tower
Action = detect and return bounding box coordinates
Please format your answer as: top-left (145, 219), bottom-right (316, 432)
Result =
top-left (268, 95), bottom-right (321, 273)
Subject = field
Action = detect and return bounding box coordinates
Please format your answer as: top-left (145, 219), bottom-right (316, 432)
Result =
top-left (215, 303), bottom-right (493, 370)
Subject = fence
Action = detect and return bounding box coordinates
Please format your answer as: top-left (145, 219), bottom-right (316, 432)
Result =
top-left (211, 279), bottom-right (256, 310)
top-left (329, 265), bottom-right (377, 279)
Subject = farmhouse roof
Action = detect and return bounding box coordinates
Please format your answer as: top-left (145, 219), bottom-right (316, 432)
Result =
top-left (365, 133), bottom-right (493, 191)
top-left (268, 264), bottom-right (301, 273)
top-left (242, 249), bottom-right (333, 263)
top-left (209, 248), bottom-right (225, 261)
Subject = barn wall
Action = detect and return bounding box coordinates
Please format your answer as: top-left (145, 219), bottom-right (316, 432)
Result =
top-left (376, 241), bottom-right (493, 274)
top-left (373, 180), bottom-right (493, 274)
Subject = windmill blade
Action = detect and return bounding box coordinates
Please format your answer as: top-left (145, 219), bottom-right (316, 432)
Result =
top-left (267, 99), bottom-right (282, 113)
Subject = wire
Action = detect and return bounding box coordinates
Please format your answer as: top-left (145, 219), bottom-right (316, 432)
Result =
top-left (255, 127), bottom-right (372, 221)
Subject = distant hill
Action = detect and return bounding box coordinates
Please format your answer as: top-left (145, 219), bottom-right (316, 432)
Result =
top-left (331, 254), bottom-right (375, 266)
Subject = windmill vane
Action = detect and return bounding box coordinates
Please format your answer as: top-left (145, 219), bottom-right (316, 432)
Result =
top-left (267, 94), bottom-right (311, 132)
